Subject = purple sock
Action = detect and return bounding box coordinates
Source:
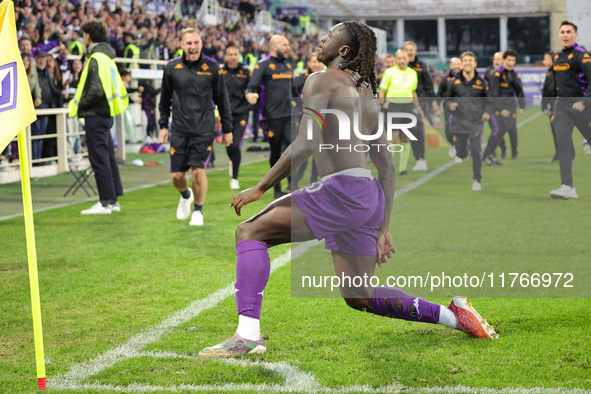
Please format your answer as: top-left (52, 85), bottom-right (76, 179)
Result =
top-left (371, 287), bottom-right (440, 324)
top-left (234, 240), bottom-right (270, 320)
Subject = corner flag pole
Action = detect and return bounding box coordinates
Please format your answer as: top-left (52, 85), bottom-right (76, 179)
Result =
top-left (17, 129), bottom-right (47, 390)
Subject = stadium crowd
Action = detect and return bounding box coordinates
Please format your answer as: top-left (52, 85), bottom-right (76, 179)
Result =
top-left (4, 0), bottom-right (590, 202)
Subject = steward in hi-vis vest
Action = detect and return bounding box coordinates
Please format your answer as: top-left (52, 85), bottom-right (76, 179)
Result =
top-left (72, 21), bottom-right (126, 216)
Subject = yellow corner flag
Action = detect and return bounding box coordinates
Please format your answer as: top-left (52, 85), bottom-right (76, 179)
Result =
top-left (0, 0), bottom-right (36, 152)
top-left (1, 0), bottom-right (46, 391)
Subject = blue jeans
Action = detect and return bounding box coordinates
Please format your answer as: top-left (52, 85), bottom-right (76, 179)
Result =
top-left (30, 104), bottom-right (48, 160)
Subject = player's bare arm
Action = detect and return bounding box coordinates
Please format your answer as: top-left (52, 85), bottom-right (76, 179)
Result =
top-left (367, 101), bottom-right (396, 266)
top-left (231, 73), bottom-right (330, 216)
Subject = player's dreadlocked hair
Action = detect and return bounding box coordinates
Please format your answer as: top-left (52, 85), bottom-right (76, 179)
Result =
top-left (341, 20), bottom-right (378, 96)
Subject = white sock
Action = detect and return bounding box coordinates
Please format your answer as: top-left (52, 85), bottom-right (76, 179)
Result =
top-left (438, 305), bottom-right (458, 328)
top-left (236, 315), bottom-right (260, 341)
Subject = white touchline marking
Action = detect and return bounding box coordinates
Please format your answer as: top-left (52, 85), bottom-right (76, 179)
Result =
top-left (48, 117), bottom-right (549, 392)
top-left (2, 113), bottom-right (542, 223)
top-left (49, 158), bottom-right (454, 392)
top-left (50, 241), bottom-right (318, 387)
top-left (0, 158), bottom-right (268, 222)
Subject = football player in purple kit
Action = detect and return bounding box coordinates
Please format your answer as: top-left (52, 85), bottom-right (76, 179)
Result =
top-left (200, 21), bottom-right (498, 357)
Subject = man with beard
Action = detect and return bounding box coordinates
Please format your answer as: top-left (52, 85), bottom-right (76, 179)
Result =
top-left (199, 21), bottom-right (498, 357)
top-left (245, 35), bottom-right (297, 198)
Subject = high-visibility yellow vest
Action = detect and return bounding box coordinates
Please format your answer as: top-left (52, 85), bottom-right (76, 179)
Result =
top-left (69, 52), bottom-right (129, 117)
top-left (68, 40), bottom-right (84, 56)
top-left (173, 48), bottom-right (183, 58)
top-left (299, 15), bottom-right (310, 31)
top-left (124, 43), bottom-right (140, 68)
top-left (244, 53), bottom-right (257, 72)
top-left (124, 43), bottom-right (140, 59)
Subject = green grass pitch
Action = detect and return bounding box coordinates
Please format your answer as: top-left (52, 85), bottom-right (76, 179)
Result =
top-left (1, 108), bottom-right (590, 392)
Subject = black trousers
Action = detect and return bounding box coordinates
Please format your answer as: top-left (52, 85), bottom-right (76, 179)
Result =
top-left (410, 116), bottom-right (426, 160)
top-left (484, 112), bottom-right (517, 157)
top-left (454, 132), bottom-right (483, 182)
top-left (84, 115), bottom-right (123, 202)
top-left (263, 116), bottom-right (293, 191)
top-left (226, 113), bottom-right (248, 179)
top-left (553, 100), bottom-right (591, 187)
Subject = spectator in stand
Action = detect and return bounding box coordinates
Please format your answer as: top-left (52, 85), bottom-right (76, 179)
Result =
top-left (65, 59), bottom-right (84, 160)
top-left (19, 36), bottom-right (37, 81)
top-left (69, 29), bottom-right (84, 56)
top-left (56, 42), bottom-right (70, 77)
top-left (31, 50), bottom-right (62, 161)
top-left (21, 52), bottom-right (42, 109)
top-left (124, 32), bottom-right (141, 69)
top-left (42, 54), bottom-right (68, 161)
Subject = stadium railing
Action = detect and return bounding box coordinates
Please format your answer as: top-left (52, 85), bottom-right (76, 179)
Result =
top-left (197, 0), bottom-right (242, 26)
top-left (0, 57), bottom-right (168, 185)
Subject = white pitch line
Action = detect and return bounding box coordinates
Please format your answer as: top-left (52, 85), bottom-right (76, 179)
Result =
top-left (0, 158), bottom-right (267, 222)
top-left (48, 133), bottom-right (546, 393)
top-left (50, 241), bottom-right (318, 387)
top-left (49, 159), bottom-right (453, 392)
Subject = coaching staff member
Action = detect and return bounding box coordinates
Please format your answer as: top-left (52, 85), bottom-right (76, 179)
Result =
top-left (445, 51), bottom-right (491, 191)
top-left (549, 20), bottom-right (591, 200)
top-left (245, 35), bottom-right (296, 198)
top-left (69, 21), bottom-right (128, 215)
top-left (159, 28), bottom-right (233, 226)
top-left (220, 44), bottom-right (251, 191)
top-left (483, 49), bottom-right (525, 164)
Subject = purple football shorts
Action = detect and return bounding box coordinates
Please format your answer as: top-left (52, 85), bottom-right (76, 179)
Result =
top-left (292, 167), bottom-right (385, 256)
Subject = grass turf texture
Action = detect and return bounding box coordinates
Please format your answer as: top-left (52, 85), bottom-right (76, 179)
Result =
top-left (0, 108), bottom-right (590, 391)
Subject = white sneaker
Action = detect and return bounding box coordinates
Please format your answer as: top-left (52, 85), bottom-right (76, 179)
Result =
top-left (420, 159), bottom-right (428, 171)
top-left (228, 161), bottom-right (233, 177)
top-left (448, 145), bottom-right (456, 158)
top-left (454, 156), bottom-right (463, 164)
top-left (176, 189), bottom-right (194, 220)
top-left (81, 202), bottom-right (112, 215)
top-left (550, 184), bottom-right (578, 199)
top-left (230, 178), bottom-right (240, 190)
top-left (584, 144), bottom-right (591, 156)
top-left (189, 210), bottom-right (204, 226)
top-left (108, 202), bottom-right (121, 212)
top-left (412, 159), bottom-right (428, 171)
top-left (472, 180), bottom-right (482, 191)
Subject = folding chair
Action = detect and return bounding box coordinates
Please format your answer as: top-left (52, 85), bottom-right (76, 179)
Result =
top-left (64, 164), bottom-right (97, 197)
